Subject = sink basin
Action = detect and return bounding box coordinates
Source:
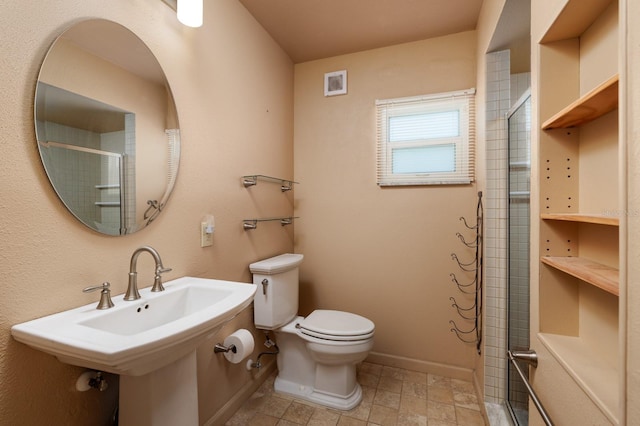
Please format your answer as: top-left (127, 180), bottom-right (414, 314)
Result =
top-left (11, 277), bottom-right (257, 376)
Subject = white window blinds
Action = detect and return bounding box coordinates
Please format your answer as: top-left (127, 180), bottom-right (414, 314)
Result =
top-left (376, 88), bottom-right (476, 186)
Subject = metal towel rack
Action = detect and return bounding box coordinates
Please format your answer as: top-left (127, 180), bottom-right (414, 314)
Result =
top-left (449, 191), bottom-right (483, 354)
top-left (242, 174), bottom-right (298, 192)
top-left (242, 174), bottom-right (299, 230)
top-left (243, 217), bottom-right (298, 230)
top-left (508, 349), bottom-right (554, 426)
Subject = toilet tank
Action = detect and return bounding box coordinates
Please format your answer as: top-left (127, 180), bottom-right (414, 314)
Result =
top-left (250, 253), bottom-right (304, 330)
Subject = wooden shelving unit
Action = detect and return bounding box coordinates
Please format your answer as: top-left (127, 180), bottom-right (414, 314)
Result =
top-left (541, 256), bottom-right (619, 296)
top-left (533, 0), bottom-right (621, 423)
top-left (542, 74), bottom-right (618, 130)
top-left (541, 213), bottom-right (619, 226)
top-left (539, 72), bottom-right (620, 300)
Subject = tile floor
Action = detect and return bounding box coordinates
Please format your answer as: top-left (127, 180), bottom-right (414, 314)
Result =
top-left (225, 362), bottom-right (487, 425)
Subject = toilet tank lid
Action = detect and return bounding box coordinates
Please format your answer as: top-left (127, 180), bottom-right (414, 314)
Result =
top-left (249, 253), bottom-right (304, 274)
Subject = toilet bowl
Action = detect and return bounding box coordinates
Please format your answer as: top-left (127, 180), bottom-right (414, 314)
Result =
top-left (250, 254), bottom-right (375, 410)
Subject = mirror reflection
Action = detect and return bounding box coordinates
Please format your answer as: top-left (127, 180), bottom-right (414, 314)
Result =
top-left (34, 19), bottom-right (180, 235)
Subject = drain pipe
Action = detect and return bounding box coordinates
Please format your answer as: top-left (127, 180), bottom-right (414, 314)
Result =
top-left (246, 331), bottom-right (279, 370)
top-left (76, 370), bottom-right (109, 392)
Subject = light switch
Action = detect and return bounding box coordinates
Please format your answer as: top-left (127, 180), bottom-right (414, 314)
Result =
top-left (200, 218), bottom-right (214, 247)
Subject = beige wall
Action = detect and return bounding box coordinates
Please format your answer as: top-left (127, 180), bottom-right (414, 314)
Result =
top-left (293, 32), bottom-right (480, 376)
top-left (2, 0), bottom-right (581, 423)
top-left (0, 0), bottom-right (293, 424)
top-left (624, 0), bottom-right (640, 421)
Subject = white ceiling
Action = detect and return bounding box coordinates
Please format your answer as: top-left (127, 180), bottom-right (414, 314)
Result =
top-left (238, 0), bottom-right (484, 63)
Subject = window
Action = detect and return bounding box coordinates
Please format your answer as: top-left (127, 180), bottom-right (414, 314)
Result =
top-left (376, 89), bottom-right (475, 186)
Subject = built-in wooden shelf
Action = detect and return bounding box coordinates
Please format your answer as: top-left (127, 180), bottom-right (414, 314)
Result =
top-left (541, 213), bottom-right (619, 226)
top-left (542, 74), bottom-right (619, 130)
top-left (535, 0), bottom-right (621, 422)
top-left (541, 256), bottom-right (619, 296)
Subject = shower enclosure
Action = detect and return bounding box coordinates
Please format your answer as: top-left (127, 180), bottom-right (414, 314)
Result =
top-left (506, 91), bottom-right (531, 425)
top-left (39, 141), bottom-right (127, 235)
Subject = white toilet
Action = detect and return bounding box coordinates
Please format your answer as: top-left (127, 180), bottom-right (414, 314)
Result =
top-left (250, 253), bottom-right (375, 410)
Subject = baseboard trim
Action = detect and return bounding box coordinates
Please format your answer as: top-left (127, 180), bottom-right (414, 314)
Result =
top-left (365, 351), bottom-right (474, 381)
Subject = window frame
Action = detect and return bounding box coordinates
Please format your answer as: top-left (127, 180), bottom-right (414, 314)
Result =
top-left (376, 88), bottom-right (476, 186)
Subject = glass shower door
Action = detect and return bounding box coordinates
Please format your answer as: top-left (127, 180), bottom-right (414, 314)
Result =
top-left (506, 92), bottom-right (531, 425)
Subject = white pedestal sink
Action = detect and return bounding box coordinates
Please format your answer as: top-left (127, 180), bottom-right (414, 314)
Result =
top-left (11, 277), bottom-right (257, 426)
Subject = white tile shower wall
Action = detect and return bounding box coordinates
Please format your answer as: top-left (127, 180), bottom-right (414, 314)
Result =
top-left (510, 73), bottom-right (531, 105)
top-left (484, 50), bottom-right (510, 403)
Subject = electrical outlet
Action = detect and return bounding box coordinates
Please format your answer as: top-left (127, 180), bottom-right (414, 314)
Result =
top-left (200, 222), bottom-right (213, 247)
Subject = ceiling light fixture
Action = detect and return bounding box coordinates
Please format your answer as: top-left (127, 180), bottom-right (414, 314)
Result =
top-left (177, 0), bottom-right (203, 28)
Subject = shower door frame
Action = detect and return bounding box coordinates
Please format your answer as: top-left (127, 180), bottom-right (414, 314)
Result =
top-left (505, 89), bottom-right (531, 425)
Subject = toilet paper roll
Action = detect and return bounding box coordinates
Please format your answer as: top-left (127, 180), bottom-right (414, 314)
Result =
top-left (223, 329), bottom-right (255, 364)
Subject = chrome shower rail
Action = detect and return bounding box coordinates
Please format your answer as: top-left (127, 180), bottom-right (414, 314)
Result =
top-left (507, 350), bottom-right (554, 426)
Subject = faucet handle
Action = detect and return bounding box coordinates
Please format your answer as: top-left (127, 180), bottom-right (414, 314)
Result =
top-left (151, 266), bottom-right (172, 292)
top-left (157, 266), bottom-right (172, 275)
top-left (83, 282), bottom-right (115, 310)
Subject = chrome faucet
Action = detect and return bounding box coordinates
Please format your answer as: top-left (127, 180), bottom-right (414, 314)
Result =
top-left (124, 246), bottom-right (172, 301)
top-left (83, 282), bottom-right (115, 310)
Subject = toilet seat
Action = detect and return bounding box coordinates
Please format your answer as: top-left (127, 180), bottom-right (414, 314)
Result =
top-left (297, 310), bottom-right (374, 342)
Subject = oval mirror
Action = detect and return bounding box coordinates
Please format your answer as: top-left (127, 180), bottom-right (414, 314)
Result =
top-left (35, 19), bottom-right (180, 235)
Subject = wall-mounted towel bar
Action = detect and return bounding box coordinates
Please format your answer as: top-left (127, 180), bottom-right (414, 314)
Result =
top-left (242, 174), bottom-right (298, 192)
top-left (508, 350), bottom-right (553, 426)
top-left (243, 217), bottom-right (298, 230)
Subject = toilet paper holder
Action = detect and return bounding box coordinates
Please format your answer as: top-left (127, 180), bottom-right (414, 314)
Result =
top-left (215, 328), bottom-right (255, 364)
top-left (214, 343), bottom-right (237, 354)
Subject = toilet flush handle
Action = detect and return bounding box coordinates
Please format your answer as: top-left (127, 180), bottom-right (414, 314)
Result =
top-left (261, 279), bottom-right (269, 295)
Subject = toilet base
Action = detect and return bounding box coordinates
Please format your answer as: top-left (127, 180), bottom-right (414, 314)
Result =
top-left (274, 376), bottom-right (363, 411)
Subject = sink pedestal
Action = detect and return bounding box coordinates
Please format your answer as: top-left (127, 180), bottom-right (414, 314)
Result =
top-left (119, 351), bottom-right (198, 426)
